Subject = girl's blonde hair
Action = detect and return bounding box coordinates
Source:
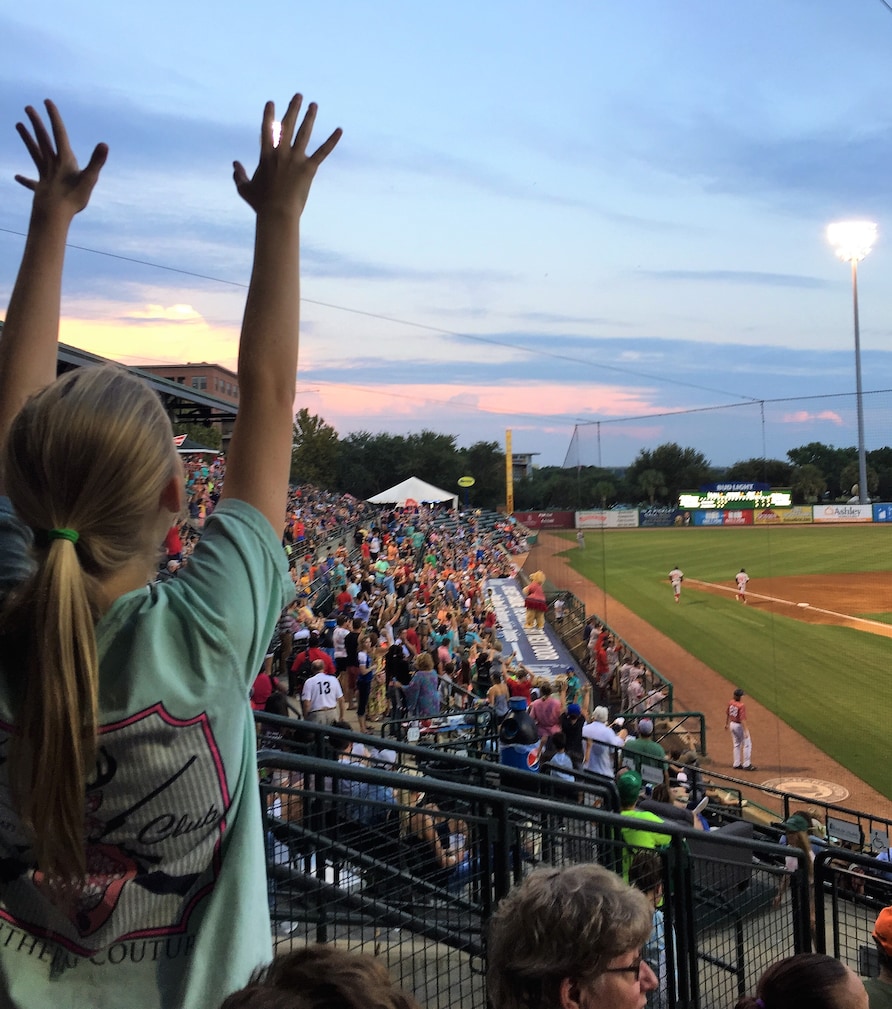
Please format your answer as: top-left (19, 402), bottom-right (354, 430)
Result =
top-left (0, 365), bottom-right (180, 886)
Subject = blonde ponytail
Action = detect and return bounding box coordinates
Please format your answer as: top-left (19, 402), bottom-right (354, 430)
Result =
top-left (11, 535), bottom-right (99, 883)
top-left (1, 365), bottom-right (181, 886)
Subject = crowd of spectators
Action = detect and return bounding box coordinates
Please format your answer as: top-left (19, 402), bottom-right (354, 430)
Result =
top-left (159, 458), bottom-right (375, 579)
top-left (173, 459), bottom-right (889, 1009)
top-left (271, 505), bottom-right (521, 732)
top-left (577, 614), bottom-right (667, 716)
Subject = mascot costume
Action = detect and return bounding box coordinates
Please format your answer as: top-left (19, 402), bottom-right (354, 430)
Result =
top-left (522, 570), bottom-right (548, 629)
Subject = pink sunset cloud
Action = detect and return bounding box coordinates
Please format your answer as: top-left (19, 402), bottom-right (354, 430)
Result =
top-left (291, 381), bottom-right (659, 431)
top-left (782, 409), bottom-right (843, 426)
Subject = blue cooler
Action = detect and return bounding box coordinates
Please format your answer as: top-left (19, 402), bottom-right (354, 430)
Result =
top-left (499, 697), bottom-right (540, 772)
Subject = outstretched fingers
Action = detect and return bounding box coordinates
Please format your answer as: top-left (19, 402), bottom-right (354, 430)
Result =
top-left (233, 94), bottom-right (341, 214)
top-left (292, 100), bottom-right (316, 153)
top-left (15, 120), bottom-right (41, 170)
top-left (44, 99), bottom-right (73, 160)
top-left (259, 100), bottom-right (276, 157)
top-left (280, 94), bottom-right (304, 148)
top-left (309, 126), bottom-right (343, 166)
top-left (233, 160), bottom-right (249, 190)
top-left (14, 107), bottom-right (53, 191)
top-left (82, 142), bottom-right (109, 186)
top-left (11, 99), bottom-right (107, 213)
top-left (23, 104), bottom-right (55, 162)
top-left (232, 160), bottom-right (256, 209)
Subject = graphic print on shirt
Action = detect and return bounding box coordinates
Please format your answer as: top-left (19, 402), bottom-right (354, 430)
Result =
top-left (0, 702), bottom-right (230, 957)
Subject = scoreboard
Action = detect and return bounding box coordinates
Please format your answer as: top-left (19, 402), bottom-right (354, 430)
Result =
top-left (678, 482), bottom-right (793, 510)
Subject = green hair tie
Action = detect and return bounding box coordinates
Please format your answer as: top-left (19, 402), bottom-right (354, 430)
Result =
top-left (48, 528), bottom-right (80, 545)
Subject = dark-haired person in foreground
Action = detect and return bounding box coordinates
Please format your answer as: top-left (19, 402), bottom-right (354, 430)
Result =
top-left (486, 863), bottom-right (658, 1009)
top-left (219, 945), bottom-right (422, 1009)
top-left (734, 953), bottom-right (867, 1009)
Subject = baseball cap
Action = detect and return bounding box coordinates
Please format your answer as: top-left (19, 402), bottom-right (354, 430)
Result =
top-left (612, 716), bottom-right (625, 727)
top-left (567, 703), bottom-right (582, 717)
top-left (616, 769), bottom-right (643, 804)
top-left (638, 717), bottom-right (654, 735)
top-left (593, 706), bottom-right (609, 723)
top-left (775, 812), bottom-right (811, 833)
top-left (873, 907), bottom-right (892, 958)
top-left (733, 688), bottom-right (745, 699)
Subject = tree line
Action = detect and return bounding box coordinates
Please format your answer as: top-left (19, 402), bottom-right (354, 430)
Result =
top-left (288, 409), bottom-right (892, 511)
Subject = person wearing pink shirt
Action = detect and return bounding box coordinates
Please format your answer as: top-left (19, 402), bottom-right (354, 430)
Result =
top-left (529, 681), bottom-right (563, 740)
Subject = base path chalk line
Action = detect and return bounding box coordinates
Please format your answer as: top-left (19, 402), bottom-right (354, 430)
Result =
top-left (685, 579), bottom-right (892, 632)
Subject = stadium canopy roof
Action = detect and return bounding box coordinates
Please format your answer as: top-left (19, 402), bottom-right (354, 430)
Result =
top-left (54, 342), bottom-right (238, 425)
top-left (367, 476), bottom-right (457, 510)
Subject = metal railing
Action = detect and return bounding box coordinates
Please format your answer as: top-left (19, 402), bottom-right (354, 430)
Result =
top-left (376, 707), bottom-right (498, 761)
top-left (616, 710), bottom-right (708, 759)
top-left (672, 765), bottom-right (892, 858)
top-left (815, 848), bottom-right (892, 969)
top-left (256, 715), bottom-right (810, 1009)
top-left (540, 582), bottom-right (675, 711)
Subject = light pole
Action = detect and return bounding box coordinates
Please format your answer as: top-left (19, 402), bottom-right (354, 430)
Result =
top-left (827, 221), bottom-right (877, 505)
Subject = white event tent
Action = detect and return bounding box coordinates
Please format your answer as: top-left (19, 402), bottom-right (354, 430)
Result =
top-left (366, 476), bottom-right (458, 511)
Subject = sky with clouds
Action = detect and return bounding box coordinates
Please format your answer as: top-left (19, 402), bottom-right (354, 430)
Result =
top-left (3, 1), bottom-right (892, 470)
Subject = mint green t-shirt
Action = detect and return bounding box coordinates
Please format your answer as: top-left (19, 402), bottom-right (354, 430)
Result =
top-left (0, 497), bottom-right (294, 1009)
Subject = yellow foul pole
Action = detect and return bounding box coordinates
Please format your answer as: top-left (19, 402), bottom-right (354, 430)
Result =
top-left (505, 429), bottom-right (514, 514)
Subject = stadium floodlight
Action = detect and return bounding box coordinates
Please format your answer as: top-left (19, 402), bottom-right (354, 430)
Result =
top-left (827, 221), bottom-right (877, 264)
top-left (827, 220), bottom-right (877, 506)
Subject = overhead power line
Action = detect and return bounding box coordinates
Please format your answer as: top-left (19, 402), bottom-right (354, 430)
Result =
top-left (0, 227), bottom-right (760, 405)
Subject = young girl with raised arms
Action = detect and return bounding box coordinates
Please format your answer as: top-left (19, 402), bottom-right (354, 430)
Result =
top-left (0, 95), bottom-right (340, 1008)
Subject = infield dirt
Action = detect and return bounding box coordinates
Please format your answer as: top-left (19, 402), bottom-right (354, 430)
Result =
top-left (688, 572), bottom-right (892, 636)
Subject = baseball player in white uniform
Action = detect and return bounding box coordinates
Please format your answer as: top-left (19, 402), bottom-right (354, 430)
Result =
top-left (735, 568), bottom-right (750, 604)
top-left (725, 687), bottom-right (755, 771)
top-left (669, 566), bottom-right (684, 603)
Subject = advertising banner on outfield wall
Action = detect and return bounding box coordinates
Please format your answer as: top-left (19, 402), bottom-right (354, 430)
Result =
top-left (813, 504), bottom-right (873, 523)
top-left (639, 508), bottom-right (682, 527)
top-left (512, 511), bottom-right (576, 529)
top-left (691, 509), bottom-right (754, 526)
top-left (576, 509), bottom-right (640, 529)
top-left (721, 510), bottom-right (753, 526)
top-left (753, 507), bottom-right (813, 525)
top-left (691, 510), bottom-right (721, 526)
top-left (873, 504), bottom-right (892, 524)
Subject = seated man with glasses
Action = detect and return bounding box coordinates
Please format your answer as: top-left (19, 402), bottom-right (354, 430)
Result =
top-left (486, 863), bottom-right (659, 1009)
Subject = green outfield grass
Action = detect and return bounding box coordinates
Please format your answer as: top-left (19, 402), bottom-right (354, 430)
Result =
top-left (559, 525), bottom-right (892, 799)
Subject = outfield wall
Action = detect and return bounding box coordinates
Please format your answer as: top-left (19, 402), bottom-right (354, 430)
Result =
top-left (535, 504), bottom-right (892, 528)
top-left (512, 510), bottom-right (575, 529)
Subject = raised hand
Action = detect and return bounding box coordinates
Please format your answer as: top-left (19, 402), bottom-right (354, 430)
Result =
top-left (15, 100), bottom-right (108, 218)
top-left (221, 94), bottom-right (341, 532)
top-left (232, 94), bottom-right (341, 218)
top-left (0, 101), bottom-right (108, 474)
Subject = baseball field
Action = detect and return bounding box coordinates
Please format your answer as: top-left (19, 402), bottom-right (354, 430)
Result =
top-left (560, 524), bottom-right (892, 799)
